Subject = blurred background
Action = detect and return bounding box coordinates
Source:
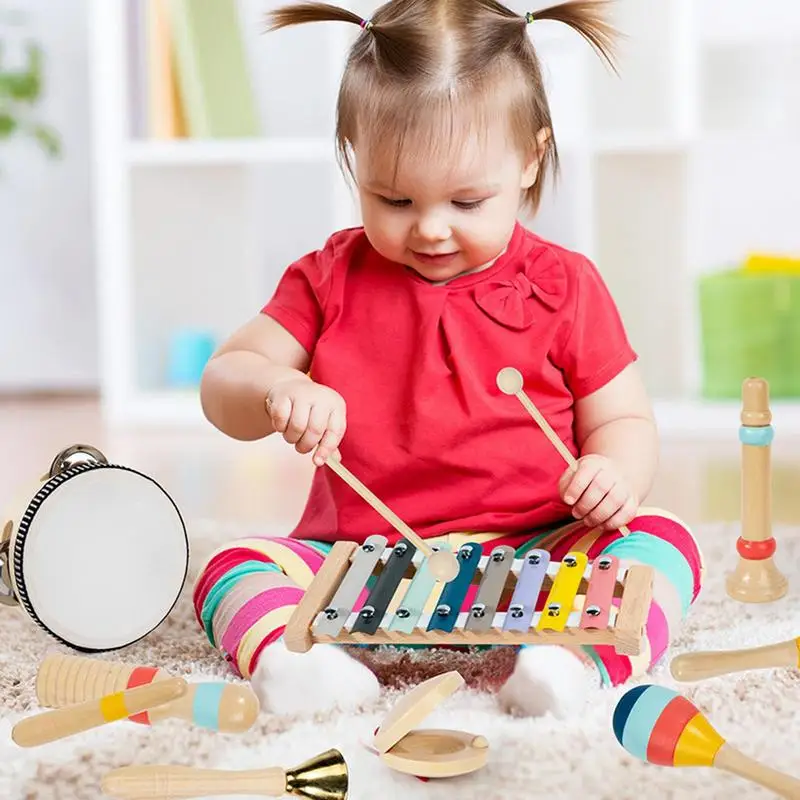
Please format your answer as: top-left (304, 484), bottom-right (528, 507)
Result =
top-left (1, 0), bottom-right (799, 449)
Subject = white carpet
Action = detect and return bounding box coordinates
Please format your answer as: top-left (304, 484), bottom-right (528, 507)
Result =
top-left (2, 521), bottom-right (800, 800)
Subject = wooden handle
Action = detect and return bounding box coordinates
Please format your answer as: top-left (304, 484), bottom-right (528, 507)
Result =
top-left (497, 367), bottom-right (630, 537)
top-left (12, 676), bottom-right (187, 747)
top-left (325, 455), bottom-right (459, 581)
top-left (325, 455), bottom-right (433, 557)
top-left (715, 743), bottom-right (800, 798)
top-left (101, 765), bottom-right (286, 799)
top-left (671, 638), bottom-right (800, 682)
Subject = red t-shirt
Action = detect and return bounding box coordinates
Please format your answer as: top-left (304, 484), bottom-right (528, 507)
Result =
top-left (262, 222), bottom-right (637, 544)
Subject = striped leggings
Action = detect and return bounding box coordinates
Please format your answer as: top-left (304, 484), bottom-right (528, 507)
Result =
top-left (193, 507), bottom-right (704, 687)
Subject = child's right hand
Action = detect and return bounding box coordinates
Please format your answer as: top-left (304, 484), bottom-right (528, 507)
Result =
top-left (265, 377), bottom-right (347, 466)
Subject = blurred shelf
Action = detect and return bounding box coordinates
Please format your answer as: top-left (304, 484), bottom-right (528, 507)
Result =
top-left (653, 398), bottom-right (800, 437)
top-left (108, 389), bottom-right (205, 426)
top-left (107, 391), bottom-right (800, 439)
top-left (697, 0), bottom-right (800, 44)
top-left (126, 137), bottom-right (336, 166)
top-left (591, 132), bottom-right (690, 154)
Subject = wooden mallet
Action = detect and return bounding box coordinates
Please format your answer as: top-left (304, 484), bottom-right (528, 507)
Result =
top-left (12, 676), bottom-right (188, 747)
top-left (325, 453), bottom-right (460, 582)
top-left (101, 748), bottom-right (349, 799)
top-left (496, 367), bottom-right (630, 537)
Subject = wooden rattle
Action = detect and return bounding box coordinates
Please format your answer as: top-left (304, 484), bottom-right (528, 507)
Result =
top-left (12, 676), bottom-right (188, 747)
top-left (373, 670), bottom-right (488, 778)
top-left (101, 748), bottom-right (349, 799)
top-left (37, 653), bottom-right (260, 733)
top-left (496, 367), bottom-right (630, 537)
top-left (324, 453), bottom-right (459, 582)
top-left (726, 377), bottom-right (788, 603)
top-left (670, 637), bottom-right (800, 682)
top-left (613, 684), bottom-right (800, 798)
top-left (0, 444), bottom-right (188, 650)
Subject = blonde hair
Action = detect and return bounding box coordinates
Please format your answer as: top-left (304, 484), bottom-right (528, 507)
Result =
top-left (266, 1), bottom-right (618, 213)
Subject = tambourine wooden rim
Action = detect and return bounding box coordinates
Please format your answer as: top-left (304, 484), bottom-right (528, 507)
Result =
top-left (6, 461), bottom-right (189, 652)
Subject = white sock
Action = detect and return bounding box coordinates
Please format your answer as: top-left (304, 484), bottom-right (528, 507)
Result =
top-left (497, 645), bottom-right (595, 719)
top-left (251, 641), bottom-right (381, 717)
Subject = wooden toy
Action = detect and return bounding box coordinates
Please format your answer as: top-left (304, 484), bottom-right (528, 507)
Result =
top-left (324, 452), bottom-right (459, 582)
top-left (670, 636), bottom-right (800, 682)
top-left (283, 537), bottom-right (653, 656)
top-left (613, 684), bottom-right (800, 796)
top-left (36, 652), bottom-right (260, 733)
top-left (496, 367), bottom-right (631, 536)
top-left (726, 378), bottom-right (788, 603)
top-left (12, 676), bottom-right (188, 748)
top-left (101, 748), bottom-right (349, 799)
top-left (0, 444), bottom-right (189, 651)
top-left (373, 670), bottom-right (489, 778)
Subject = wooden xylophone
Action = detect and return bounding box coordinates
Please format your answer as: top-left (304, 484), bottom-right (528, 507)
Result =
top-left (284, 537), bottom-right (653, 656)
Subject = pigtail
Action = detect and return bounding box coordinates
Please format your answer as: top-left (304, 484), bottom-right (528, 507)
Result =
top-left (266, 1), bottom-right (436, 79)
top-left (265, 2), bottom-right (364, 33)
top-left (530, 1), bottom-right (618, 72)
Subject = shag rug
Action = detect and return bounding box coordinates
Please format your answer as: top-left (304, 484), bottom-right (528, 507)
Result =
top-left (2, 521), bottom-right (800, 800)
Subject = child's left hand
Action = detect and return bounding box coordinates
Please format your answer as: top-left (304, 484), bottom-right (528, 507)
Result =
top-left (558, 454), bottom-right (638, 532)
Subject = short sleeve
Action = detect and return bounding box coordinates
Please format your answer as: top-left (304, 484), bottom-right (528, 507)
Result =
top-left (260, 235), bottom-right (339, 355)
top-left (555, 256), bottom-right (638, 399)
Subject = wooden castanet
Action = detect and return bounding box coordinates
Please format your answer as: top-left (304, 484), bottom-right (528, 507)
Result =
top-left (324, 453), bottom-right (459, 582)
top-left (12, 676), bottom-right (187, 747)
top-left (101, 748), bottom-right (349, 799)
top-left (496, 367), bottom-right (630, 537)
top-left (283, 539), bottom-right (653, 657)
top-left (373, 671), bottom-right (489, 778)
top-left (36, 653), bottom-right (259, 733)
top-left (671, 637), bottom-right (800, 682)
top-left (613, 684), bottom-right (800, 798)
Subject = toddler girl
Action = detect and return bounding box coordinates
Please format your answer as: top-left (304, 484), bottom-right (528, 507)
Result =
top-left (196, 0), bottom-right (703, 719)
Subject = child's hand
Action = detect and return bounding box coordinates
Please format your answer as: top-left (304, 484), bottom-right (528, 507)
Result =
top-left (558, 454), bottom-right (638, 532)
top-left (265, 377), bottom-right (347, 467)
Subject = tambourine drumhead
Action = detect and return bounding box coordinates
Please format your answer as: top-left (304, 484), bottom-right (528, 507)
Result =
top-left (13, 464), bottom-right (188, 651)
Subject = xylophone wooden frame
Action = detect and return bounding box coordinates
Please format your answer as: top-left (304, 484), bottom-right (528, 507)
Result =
top-left (284, 541), bottom-right (654, 657)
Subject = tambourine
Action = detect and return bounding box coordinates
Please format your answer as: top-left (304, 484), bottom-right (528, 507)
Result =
top-left (0, 445), bottom-right (189, 652)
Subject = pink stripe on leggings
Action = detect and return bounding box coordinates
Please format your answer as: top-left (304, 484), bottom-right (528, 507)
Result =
top-left (221, 586), bottom-right (304, 659)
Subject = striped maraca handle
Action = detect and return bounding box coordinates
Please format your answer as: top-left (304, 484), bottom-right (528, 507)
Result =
top-left (12, 677), bottom-right (187, 747)
top-left (613, 684), bottom-right (800, 798)
top-left (671, 638), bottom-right (800, 682)
top-left (37, 653), bottom-right (259, 732)
top-left (670, 638), bottom-right (800, 681)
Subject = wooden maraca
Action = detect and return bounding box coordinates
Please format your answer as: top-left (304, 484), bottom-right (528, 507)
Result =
top-left (613, 684), bottom-right (800, 797)
top-left (13, 677), bottom-right (188, 747)
top-left (37, 653), bottom-right (260, 733)
top-left (496, 367), bottom-right (630, 536)
top-left (324, 452), bottom-right (459, 582)
top-left (671, 637), bottom-right (800, 682)
top-left (101, 748), bottom-right (349, 799)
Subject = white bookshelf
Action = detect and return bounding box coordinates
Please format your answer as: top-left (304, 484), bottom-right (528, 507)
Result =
top-left (89, 0), bottom-right (800, 437)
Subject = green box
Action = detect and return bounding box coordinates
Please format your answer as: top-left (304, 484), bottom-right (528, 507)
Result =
top-left (698, 269), bottom-right (800, 399)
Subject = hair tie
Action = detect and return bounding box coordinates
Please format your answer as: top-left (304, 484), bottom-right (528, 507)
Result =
top-left (525, 12), bottom-right (535, 24)
top-left (360, 17), bottom-right (373, 31)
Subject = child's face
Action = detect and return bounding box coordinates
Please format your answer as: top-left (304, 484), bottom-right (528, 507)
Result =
top-left (354, 119), bottom-right (540, 283)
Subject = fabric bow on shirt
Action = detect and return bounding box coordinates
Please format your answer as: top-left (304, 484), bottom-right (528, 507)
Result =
top-left (474, 248), bottom-right (568, 330)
